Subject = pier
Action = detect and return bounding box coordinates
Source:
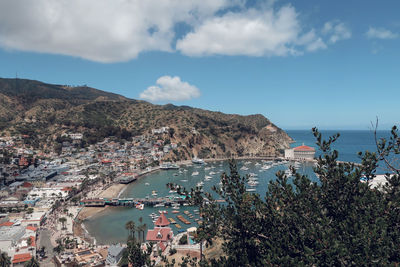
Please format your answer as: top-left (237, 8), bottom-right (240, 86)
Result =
top-left (80, 196), bottom-right (190, 207)
top-left (80, 196), bottom-right (227, 207)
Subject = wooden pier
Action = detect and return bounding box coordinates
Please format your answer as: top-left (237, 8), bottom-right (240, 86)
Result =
top-left (81, 196), bottom-right (190, 207)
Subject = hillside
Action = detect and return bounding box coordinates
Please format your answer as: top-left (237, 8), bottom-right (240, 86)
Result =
top-left (0, 77), bottom-right (292, 159)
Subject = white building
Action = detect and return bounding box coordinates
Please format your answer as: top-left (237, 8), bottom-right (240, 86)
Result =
top-left (285, 144), bottom-right (315, 160)
top-left (0, 225), bottom-right (26, 254)
top-left (71, 133), bottom-right (83, 140)
top-left (284, 148), bottom-right (294, 159)
top-left (152, 127), bottom-right (169, 134)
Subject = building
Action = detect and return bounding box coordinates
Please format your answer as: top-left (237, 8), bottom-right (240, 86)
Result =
top-left (12, 253), bottom-right (32, 266)
top-left (0, 225), bottom-right (26, 253)
top-left (146, 213), bottom-right (174, 255)
top-left (80, 198), bottom-right (106, 207)
top-left (73, 248), bottom-right (106, 266)
top-left (285, 144), bottom-right (315, 160)
top-left (69, 133), bottom-right (83, 140)
top-left (106, 244), bottom-right (125, 266)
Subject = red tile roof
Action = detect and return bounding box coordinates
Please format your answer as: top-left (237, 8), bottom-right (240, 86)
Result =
top-left (61, 187), bottom-right (72, 191)
top-left (12, 253), bottom-right (32, 264)
top-left (0, 221), bottom-right (14, 227)
top-left (146, 227), bottom-right (172, 242)
top-left (26, 226), bottom-right (38, 232)
top-left (29, 236), bottom-right (36, 247)
top-left (155, 213), bottom-right (170, 227)
top-left (294, 145), bottom-right (315, 152)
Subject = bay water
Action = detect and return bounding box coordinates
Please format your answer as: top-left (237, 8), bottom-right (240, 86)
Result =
top-left (84, 130), bottom-right (390, 245)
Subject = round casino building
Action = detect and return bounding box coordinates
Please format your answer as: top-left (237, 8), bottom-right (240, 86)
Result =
top-left (284, 144), bottom-right (316, 160)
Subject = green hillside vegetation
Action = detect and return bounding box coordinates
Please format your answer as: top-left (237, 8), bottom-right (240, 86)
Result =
top-left (0, 77), bottom-right (292, 158)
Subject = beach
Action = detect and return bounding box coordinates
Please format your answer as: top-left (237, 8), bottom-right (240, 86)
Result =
top-left (77, 183), bottom-right (127, 221)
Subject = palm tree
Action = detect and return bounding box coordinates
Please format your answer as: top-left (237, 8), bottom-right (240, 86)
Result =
top-left (24, 256), bottom-right (39, 267)
top-left (142, 223), bottom-right (147, 243)
top-left (59, 217), bottom-right (67, 230)
top-left (0, 251), bottom-right (11, 267)
top-left (125, 220), bottom-right (136, 241)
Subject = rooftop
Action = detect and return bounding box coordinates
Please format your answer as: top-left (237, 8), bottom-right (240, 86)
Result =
top-left (293, 145), bottom-right (315, 152)
top-left (108, 244), bottom-right (125, 257)
top-left (12, 253), bottom-right (32, 264)
top-left (146, 227), bottom-right (172, 242)
top-left (155, 213), bottom-right (170, 227)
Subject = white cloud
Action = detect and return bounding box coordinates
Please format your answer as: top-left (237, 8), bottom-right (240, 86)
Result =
top-left (140, 76), bottom-right (200, 102)
top-left (322, 21), bottom-right (352, 44)
top-left (176, 6), bottom-right (328, 57)
top-left (0, 0), bottom-right (234, 63)
top-left (0, 1), bottom-right (348, 62)
top-left (366, 27), bottom-right (398, 39)
top-left (296, 30), bottom-right (327, 52)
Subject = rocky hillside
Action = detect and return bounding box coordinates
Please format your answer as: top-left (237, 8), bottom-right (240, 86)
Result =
top-left (0, 77), bottom-right (292, 159)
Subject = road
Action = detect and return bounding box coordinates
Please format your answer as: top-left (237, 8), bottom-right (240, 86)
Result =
top-left (38, 229), bottom-right (56, 266)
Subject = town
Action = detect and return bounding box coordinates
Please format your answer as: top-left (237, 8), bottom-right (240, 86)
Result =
top-left (0, 126), bottom-right (202, 266)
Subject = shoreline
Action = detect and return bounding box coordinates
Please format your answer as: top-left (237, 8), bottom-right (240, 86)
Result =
top-left (77, 156), bottom-right (281, 221)
top-left (74, 157), bottom-right (285, 244)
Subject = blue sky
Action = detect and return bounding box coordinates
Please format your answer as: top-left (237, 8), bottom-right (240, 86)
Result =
top-left (0, 0), bottom-right (399, 130)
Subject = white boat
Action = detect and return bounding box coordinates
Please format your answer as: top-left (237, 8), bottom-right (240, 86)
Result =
top-left (154, 203), bottom-right (165, 207)
top-left (244, 161), bottom-right (251, 165)
top-left (192, 157), bottom-right (205, 164)
top-left (249, 173), bottom-right (258, 177)
top-left (204, 167), bottom-right (211, 170)
top-left (209, 171), bottom-right (216, 175)
top-left (169, 189), bottom-right (177, 193)
top-left (152, 190), bottom-right (158, 196)
top-left (196, 181), bottom-right (204, 187)
top-left (160, 162), bottom-right (179, 170)
top-left (240, 166), bottom-right (249, 171)
top-left (145, 183), bottom-right (150, 186)
top-left (248, 181), bottom-right (259, 186)
top-left (246, 188), bottom-right (257, 192)
top-left (192, 171), bottom-right (199, 176)
top-left (261, 165), bottom-right (271, 170)
top-left (285, 169), bottom-right (294, 177)
top-left (255, 162), bottom-right (261, 166)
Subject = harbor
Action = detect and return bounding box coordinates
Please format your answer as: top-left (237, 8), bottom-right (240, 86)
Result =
top-left (84, 159), bottom-right (319, 244)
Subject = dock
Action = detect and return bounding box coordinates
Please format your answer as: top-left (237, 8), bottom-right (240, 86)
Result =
top-left (177, 215), bottom-right (191, 225)
top-left (80, 196), bottom-right (190, 207)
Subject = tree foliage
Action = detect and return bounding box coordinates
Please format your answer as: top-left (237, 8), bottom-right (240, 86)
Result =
top-left (0, 251), bottom-right (11, 267)
top-left (24, 257), bottom-right (40, 267)
top-left (171, 127), bottom-right (400, 266)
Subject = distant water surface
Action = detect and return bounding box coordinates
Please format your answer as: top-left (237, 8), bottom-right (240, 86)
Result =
top-left (286, 130), bottom-right (390, 163)
top-left (84, 130), bottom-right (391, 244)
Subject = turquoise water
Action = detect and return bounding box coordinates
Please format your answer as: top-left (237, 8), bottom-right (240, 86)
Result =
top-left (84, 160), bottom-right (317, 245)
top-left (85, 130), bottom-right (391, 245)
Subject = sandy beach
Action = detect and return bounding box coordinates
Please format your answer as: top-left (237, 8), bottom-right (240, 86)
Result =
top-left (77, 183), bottom-right (126, 221)
top-left (76, 157), bottom-right (272, 222)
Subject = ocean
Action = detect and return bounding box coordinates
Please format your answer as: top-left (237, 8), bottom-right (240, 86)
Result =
top-left (286, 129), bottom-right (390, 163)
top-left (84, 130), bottom-right (391, 245)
